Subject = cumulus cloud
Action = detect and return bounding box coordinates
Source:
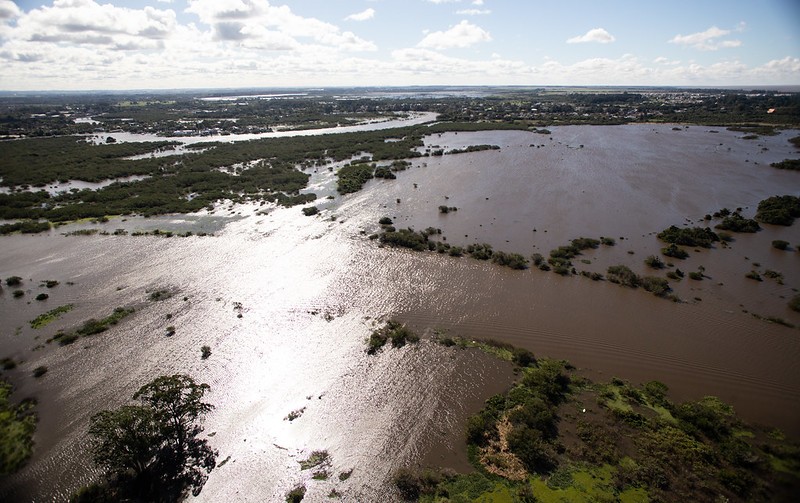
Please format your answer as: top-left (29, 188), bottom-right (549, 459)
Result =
top-left (185, 0), bottom-right (376, 51)
top-left (457, 9), bottom-right (490, 15)
top-left (345, 8), bottom-right (375, 21)
top-left (0, 0), bottom-right (21, 20)
top-left (417, 20), bottom-right (491, 50)
top-left (669, 26), bottom-right (741, 51)
top-left (566, 28), bottom-right (615, 44)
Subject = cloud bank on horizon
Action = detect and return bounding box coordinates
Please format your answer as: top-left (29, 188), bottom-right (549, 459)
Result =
top-left (0, 0), bottom-right (797, 90)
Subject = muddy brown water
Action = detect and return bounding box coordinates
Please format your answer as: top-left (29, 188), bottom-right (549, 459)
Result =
top-left (1, 123), bottom-right (799, 501)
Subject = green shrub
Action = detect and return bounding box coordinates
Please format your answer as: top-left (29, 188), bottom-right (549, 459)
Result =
top-left (5, 276), bottom-right (23, 287)
top-left (12, 290), bottom-right (24, 298)
top-left (688, 271), bottom-right (703, 281)
top-left (644, 255), bottom-right (664, 269)
top-left (640, 276), bottom-right (670, 297)
top-left (657, 226), bottom-right (719, 247)
top-left (378, 216), bottom-right (393, 225)
top-left (745, 271), bottom-right (762, 281)
top-left (201, 346), bottom-right (211, 359)
top-left (756, 195), bottom-right (800, 226)
top-left (301, 206), bottom-right (319, 216)
top-left (772, 239), bottom-right (790, 250)
top-left (715, 214), bottom-right (760, 233)
top-left (33, 366), bottom-right (48, 378)
top-left (285, 485), bottom-right (306, 503)
top-left (607, 265), bottom-right (639, 287)
top-left (35, 293), bottom-right (48, 301)
top-left (661, 243), bottom-right (689, 259)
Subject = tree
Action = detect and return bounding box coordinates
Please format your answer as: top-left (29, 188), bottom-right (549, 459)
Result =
top-left (84, 375), bottom-right (216, 502)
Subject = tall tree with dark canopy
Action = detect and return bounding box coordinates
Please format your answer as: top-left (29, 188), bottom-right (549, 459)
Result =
top-left (77, 375), bottom-right (216, 502)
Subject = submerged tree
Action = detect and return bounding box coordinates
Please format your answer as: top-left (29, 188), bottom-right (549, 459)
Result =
top-left (78, 374), bottom-right (217, 502)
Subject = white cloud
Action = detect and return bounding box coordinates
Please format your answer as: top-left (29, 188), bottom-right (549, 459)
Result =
top-left (345, 8), bottom-right (375, 22)
top-left (417, 20), bottom-right (491, 50)
top-left (473, 0), bottom-right (484, 4)
top-left (669, 26), bottom-right (741, 51)
top-left (566, 28), bottom-right (615, 44)
top-left (0, 0), bottom-right (21, 19)
top-left (185, 0), bottom-right (376, 51)
top-left (456, 9), bottom-right (490, 15)
top-left (425, 0), bottom-right (461, 3)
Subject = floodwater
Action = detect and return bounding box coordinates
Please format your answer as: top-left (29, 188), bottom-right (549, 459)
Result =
top-left (1, 124), bottom-right (799, 501)
top-left (89, 111), bottom-right (438, 146)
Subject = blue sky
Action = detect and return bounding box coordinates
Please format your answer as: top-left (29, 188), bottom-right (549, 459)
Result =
top-left (1, 0), bottom-right (798, 90)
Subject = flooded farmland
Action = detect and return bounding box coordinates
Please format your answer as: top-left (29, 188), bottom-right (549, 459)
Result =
top-left (1, 124), bottom-right (799, 501)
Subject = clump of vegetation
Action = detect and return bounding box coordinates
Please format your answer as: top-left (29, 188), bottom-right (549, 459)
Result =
top-left (756, 195), bottom-right (800, 226)
top-left (657, 225), bottom-right (719, 247)
top-left (438, 205), bottom-right (458, 214)
top-left (299, 450), bottom-right (330, 470)
top-left (35, 293), bottom-right (48, 301)
top-left (661, 243), bottom-right (689, 259)
top-left (606, 265), bottom-right (639, 288)
top-left (378, 216), bottom-right (393, 225)
top-left (12, 290), bottom-right (24, 298)
top-left (772, 239), bottom-right (790, 250)
top-left (149, 289), bottom-right (173, 301)
top-left (49, 307), bottom-right (134, 345)
top-left (337, 163), bottom-right (375, 194)
top-left (409, 334), bottom-right (800, 503)
top-left (600, 236), bottom-right (616, 246)
top-left (74, 374), bottom-right (216, 502)
top-left (0, 379), bottom-right (37, 474)
top-left (491, 251), bottom-right (529, 270)
top-left (745, 271), bottom-right (762, 281)
top-left (366, 320), bottom-right (419, 354)
top-left (715, 213), bottom-right (760, 233)
top-left (0, 220), bottom-right (51, 235)
top-left (32, 366), bottom-right (48, 378)
top-left (5, 276), bottom-right (23, 287)
top-left (285, 485), bottom-right (306, 503)
top-left (770, 159), bottom-right (800, 171)
top-left (301, 206), bottom-right (319, 216)
top-left (644, 255), bottom-right (664, 269)
top-left (789, 294), bottom-right (800, 313)
top-left (640, 276), bottom-right (671, 297)
top-left (689, 271), bottom-right (704, 281)
top-left (200, 346), bottom-right (211, 360)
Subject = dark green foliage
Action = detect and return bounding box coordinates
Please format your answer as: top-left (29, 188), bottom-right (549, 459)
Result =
top-left (674, 396), bottom-right (735, 441)
top-left (657, 225), bottom-right (719, 247)
top-left (373, 166), bottom-right (396, 179)
top-left (745, 271), bottom-right (762, 281)
top-left (366, 320), bottom-right (419, 354)
top-left (644, 255), bottom-right (664, 269)
top-left (467, 243), bottom-right (493, 260)
top-left (772, 239), bottom-right (790, 250)
top-left (149, 290), bottom-right (172, 301)
top-left (770, 159), bottom-right (800, 170)
top-left (600, 237), bottom-right (616, 246)
top-left (85, 375), bottom-right (216, 502)
top-left (12, 290), bottom-right (24, 298)
top-left (5, 276), bottom-right (22, 287)
top-left (35, 293), bottom-right (48, 301)
top-left (336, 163), bottom-right (374, 194)
top-left (301, 206), bottom-right (319, 216)
top-left (33, 366), bottom-right (48, 378)
top-left (606, 265), bottom-right (639, 287)
top-left (378, 216), bottom-right (393, 225)
top-left (446, 144), bottom-right (500, 154)
top-left (715, 213), bottom-right (760, 233)
top-left (661, 243), bottom-right (689, 259)
top-left (393, 467), bottom-right (445, 501)
top-left (285, 485), bottom-right (306, 502)
top-left (688, 271), bottom-right (704, 281)
top-left (491, 251), bottom-right (529, 270)
top-left (200, 346), bottom-right (211, 360)
top-left (379, 228), bottom-right (429, 251)
top-left (0, 379), bottom-right (37, 474)
top-left (507, 425), bottom-right (556, 474)
top-left (77, 307), bottom-right (135, 337)
top-left (640, 276), bottom-right (671, 297)
top-left (756, 195), bottom-right (800, 226)
top-left (0, 220), bottom-right (51, 235)
top-left (438, 205), bottom-right (458, 213)
top-left (30, 303), bottom-right (73, 328)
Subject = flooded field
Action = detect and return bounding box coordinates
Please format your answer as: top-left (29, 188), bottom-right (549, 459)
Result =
top-left (1, 124), bottom-right (799, 501)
